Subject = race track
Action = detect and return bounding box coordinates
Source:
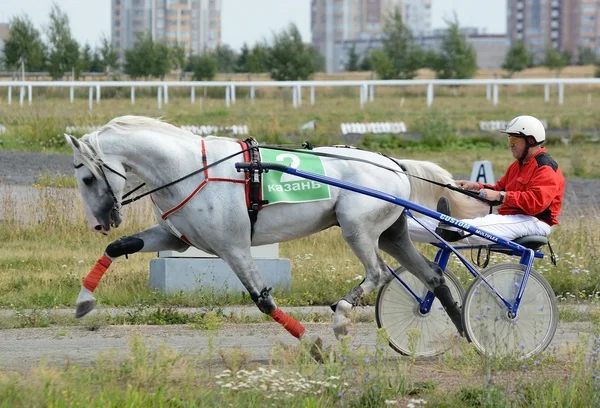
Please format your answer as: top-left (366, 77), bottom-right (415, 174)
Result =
top-left (0, 308), bottom-right (593, 372)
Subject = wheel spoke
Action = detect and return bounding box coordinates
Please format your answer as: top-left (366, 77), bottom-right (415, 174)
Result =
top-left (463, 265), bottom-right (557, 358)
top-left (376, 270), bottom-right (464, 357)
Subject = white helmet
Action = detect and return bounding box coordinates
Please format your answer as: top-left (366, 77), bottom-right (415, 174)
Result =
top-left (501, 115), bottom-right (545, 144)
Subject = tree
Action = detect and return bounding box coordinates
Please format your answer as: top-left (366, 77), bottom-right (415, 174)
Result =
top-left (431, 18), bottom-right (478, 79)
top-left (99, 35), bottom-right (119, 72)
top-left (151, 41), bottom-right (170, 77)
top-left (169, 44), bottom-right (187, 78)
top-left (235, 43), bottom-right (250, 73)
top-left (189, 53), bottom-right (217, 80)
top-left (247, 43), bottom-right (269, 73)
top-left (308, 46), bottom-right (325, 72)
top-left (379, 7), bottom-right (423, 79)
top-left (78, 43), bottom-right (93, 73)
top-left (46, 4), bottom-right (80, 79)
top-left (214, 44), bottom-right (236, 73)
top-left (123, 33), bottom-right (170, 78)
top-left (577, 47), bottom-right (596, 65)
top-left (345, 44), bottom-right (360, 72)
top-left (359, 53), bottom-right (372, 71)
top-left (2, 15), bottom-right (46, 72)
top-left (502, 41), bottom-right (533, 77)
top-left (124, 33), bottom-right (153, 78)
top-left (90, 50), bottom-right (103, 73)
top-left (369, 49), bottom-right (394, 79)
top-left (544, 47), bottom-right (569, 77)
top-left (267, 23), bottom-right (316, 81)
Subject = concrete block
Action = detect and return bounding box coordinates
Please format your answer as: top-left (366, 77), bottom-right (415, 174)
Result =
top-left (158, 243), bottom-right (279, 258)
top-left (149, 257), bottom-right (291, 293)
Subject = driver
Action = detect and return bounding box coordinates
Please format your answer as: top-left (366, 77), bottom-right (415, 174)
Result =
top-left (408, 115), bottom-right (566, 244)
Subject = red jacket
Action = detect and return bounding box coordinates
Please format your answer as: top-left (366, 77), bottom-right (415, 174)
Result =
top-left (479, 148), bottom-right (565, 226)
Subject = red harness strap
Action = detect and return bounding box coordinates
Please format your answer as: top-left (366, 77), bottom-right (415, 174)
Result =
top-left (160, 139), bottom-right (248, 220)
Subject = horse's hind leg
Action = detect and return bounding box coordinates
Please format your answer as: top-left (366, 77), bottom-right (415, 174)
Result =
top-left (75, 224), bottom-right (189, 318)
top-left (332, 219), bottom-right (391, 339)
top-left (379, 213), bottom-right (464, 335)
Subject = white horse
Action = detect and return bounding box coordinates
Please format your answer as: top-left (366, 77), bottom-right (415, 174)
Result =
top-left (64, 115), bottom-right (485, 347)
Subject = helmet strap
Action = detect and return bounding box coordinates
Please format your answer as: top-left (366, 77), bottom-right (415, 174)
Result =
top-left (518, 145), bottom-right (529, 165)
top-left (518, 136), bottom-right (540, 164)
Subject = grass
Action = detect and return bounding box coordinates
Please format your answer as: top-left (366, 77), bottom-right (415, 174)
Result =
top-left (34, 171), bottom-right (77, 188)
top-left (0, 328), bottom-right (599, 407)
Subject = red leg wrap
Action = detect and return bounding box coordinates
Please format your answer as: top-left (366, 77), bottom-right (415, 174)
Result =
top-left (82, 255), bottom-right (112, 292)
top-left (270, 308), bottom-right (306, 339)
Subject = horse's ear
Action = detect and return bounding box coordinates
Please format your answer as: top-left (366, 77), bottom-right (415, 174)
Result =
top-left (64, 134), bottom-right (81, 151)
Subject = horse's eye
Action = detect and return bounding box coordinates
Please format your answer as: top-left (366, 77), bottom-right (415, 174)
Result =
top-left (82, 176), bottom-right (95, 186)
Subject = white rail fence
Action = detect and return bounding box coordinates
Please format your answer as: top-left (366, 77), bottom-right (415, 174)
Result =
top-left (1, 78), bottom-right (598, 110)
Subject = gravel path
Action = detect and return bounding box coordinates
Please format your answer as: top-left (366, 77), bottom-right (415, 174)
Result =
top-left (0, 150), bottom-right (596, 214)
top-left (0, 319), bottom-right (593, 372)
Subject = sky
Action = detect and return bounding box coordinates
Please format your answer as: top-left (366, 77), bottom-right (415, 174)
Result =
top-left (0, 0), bottom-right (507, 51)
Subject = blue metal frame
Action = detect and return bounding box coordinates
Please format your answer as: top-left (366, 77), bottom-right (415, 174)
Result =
top-left (235, 162), bottom-right (545, 317)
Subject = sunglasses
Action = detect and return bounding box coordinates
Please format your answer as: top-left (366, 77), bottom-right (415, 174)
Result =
top-left (507, 135), bottom-right (523, 144)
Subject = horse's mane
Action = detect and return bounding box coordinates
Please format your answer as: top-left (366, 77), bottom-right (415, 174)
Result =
top-left (100, 115), bottom-right (195, 139)
top-left (74, 116), bottom-right (238, 177)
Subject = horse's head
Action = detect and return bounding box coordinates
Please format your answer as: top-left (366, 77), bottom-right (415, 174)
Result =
top-left (65, 134), bottom-right (127, 234)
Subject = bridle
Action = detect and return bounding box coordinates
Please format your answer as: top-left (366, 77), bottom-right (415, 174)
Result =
top-left (74, 161), bottom-right (127, 216)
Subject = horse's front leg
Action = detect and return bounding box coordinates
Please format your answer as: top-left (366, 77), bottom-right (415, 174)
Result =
top-left (75, 224), bottom-right (189, 318)
top-left (216, 249), bottom-right (323, 356)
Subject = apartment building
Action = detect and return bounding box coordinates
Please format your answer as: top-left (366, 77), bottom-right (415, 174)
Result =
top-left (507, 0), bottom-right (600, 63)
top-left (111, 0), bottom-right (221, 59)
top-left (311, 0), bottom-right (432, 72)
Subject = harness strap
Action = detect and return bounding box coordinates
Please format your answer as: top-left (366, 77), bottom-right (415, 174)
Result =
top-left (243, 138), bottom-right (269, 237)
top-left (156, 139), bottom-right (247, 233)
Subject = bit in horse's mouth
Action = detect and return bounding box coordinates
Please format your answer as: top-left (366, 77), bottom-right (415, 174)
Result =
top-left (110, 209), bottom-right (122, 228)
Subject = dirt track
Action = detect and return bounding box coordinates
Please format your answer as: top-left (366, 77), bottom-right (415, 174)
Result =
top-left (0, 305), bottom-right (594, 372)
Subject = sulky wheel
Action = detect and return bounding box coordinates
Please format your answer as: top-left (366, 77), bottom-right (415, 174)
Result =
top-left (461, 263), bottom-right (558, 359)
top-left (376, 267), bottom-right (464, 357)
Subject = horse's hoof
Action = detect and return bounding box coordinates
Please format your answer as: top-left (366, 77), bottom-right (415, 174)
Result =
top-left (75, 300), bottom-right (96, 318)
top-left (330, 302), bottom-right (338, 313)
top-left (333, 316), bottom-right (350, 340)
top-left (332, 299), bottom-right (352, 340)
top-left (301, 333), bottom-right (325, 363)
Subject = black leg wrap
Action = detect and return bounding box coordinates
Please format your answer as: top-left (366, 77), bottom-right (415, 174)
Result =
top-left (331, 285), bottom-right (365, 312)
top-left (433, 284), bottom-right (464, 336)
top-left (106, 237), bottom-right (144, 258)
top-left (251, 287), bottom-right (276, 315)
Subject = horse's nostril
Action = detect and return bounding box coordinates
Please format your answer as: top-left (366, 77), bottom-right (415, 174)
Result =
top-left (94, 225), bottom-right (102, 231)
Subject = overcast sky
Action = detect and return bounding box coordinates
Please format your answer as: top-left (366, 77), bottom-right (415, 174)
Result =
top-left (0, 0), bottom-right (507, 50)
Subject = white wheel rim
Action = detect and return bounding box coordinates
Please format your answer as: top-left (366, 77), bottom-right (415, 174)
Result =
top-left (464, 266), bottom-right (556, 358)
top-left (378, 271), bottom-right (462, 357)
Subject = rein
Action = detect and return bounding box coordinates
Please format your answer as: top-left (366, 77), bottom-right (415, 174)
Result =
top-left (81, 141), bottom-right (498, 209)
top-left (259, 144), bottom-right (501, 207)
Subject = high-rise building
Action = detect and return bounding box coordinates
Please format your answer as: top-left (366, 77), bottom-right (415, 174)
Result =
top-left (507, 0), bottom-right (600, 63)
top-left (111, 0), bottom-right (221, 59)
top-left (311, 0), bottom-right (432, 72)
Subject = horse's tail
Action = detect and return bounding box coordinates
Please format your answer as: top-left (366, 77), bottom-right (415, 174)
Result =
top-left (394, 159), bottom-right (489, 220)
